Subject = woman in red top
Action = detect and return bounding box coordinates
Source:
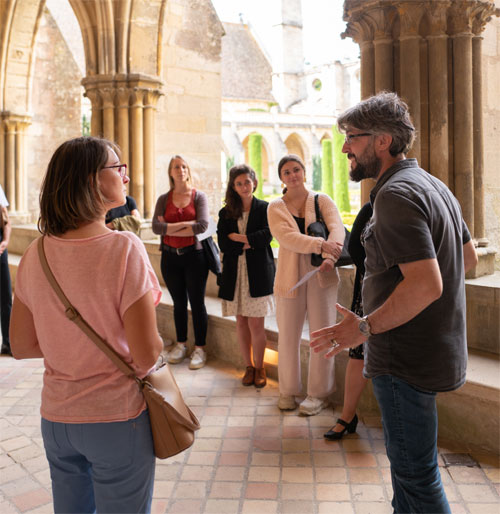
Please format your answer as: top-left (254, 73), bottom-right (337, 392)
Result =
top-left (152, 156), bottom-right (210, 369)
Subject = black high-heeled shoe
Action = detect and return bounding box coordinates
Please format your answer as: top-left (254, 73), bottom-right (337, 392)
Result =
top-left (324, 414), bottom-right (358, 441)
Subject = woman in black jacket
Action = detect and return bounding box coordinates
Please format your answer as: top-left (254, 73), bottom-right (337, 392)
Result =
top-left (218, 165), bottom-right (275, 388)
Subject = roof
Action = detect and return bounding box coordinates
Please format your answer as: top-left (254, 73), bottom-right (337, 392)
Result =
top-left (221, 22), bottom-right (275, 102)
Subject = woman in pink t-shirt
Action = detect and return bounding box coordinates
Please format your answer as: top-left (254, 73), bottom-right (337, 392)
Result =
top-left (10, 137), bottom-right (163, 514)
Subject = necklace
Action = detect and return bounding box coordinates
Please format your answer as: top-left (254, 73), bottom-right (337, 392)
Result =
top-left (285, 193), bottom-right (308, 217)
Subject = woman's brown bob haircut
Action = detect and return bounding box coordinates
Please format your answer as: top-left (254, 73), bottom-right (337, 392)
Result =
top-left (38, 136), bottom-right (119, 236)
top-left (224, 164), bottom-right (258, 219)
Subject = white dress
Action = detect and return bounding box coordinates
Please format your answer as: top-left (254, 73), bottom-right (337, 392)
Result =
top-left (222, 211), bottom-right (275, 318)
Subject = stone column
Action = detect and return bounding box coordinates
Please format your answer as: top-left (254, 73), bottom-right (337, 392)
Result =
top-left (398, 6), bottom-right (423, 162)
top-left (372, 7), bottom-right (395, 92)
top-left (427, 4), bottom-right (450, 186)
top-left (451, 12), bottom-right (475, 235)
top-left (0, 113), bottom-right (31, 219)
top-left (82, 75), bottom-right (162, 218)
top-left (130, 89), bottom-right (144, 215)
top-left (143, 90), bottom-right (161, 219)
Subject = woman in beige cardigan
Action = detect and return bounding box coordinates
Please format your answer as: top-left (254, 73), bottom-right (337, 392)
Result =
top-left (268, 155), bottom-right (344, 415)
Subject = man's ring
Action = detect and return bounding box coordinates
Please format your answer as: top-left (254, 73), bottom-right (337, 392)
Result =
top-left (330, 339), bottom-right (339, 348)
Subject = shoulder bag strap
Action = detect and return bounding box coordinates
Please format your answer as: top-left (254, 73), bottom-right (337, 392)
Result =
top-left (37, 237), bottom-right (136, 379)
top-left (314, 194), bottom-right (323, 222)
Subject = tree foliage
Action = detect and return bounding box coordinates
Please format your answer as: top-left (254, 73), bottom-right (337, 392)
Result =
top-left (321, 139), bottom-right (333, 199)
top-left (248, 134), bottom-right (263, 198)
top-left (332, 125), bottom-right (351, 212)
top-left (312, 154), bottom-right (322, 191)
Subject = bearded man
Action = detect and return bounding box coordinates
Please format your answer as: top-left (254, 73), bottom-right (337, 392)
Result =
top-left (311, 92), bottom-right (478, 513)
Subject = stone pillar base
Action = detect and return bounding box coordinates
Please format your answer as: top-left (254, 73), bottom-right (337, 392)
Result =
top-left (466, 247), bottom-right (497, 278)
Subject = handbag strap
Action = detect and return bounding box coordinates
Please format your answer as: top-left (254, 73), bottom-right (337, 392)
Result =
top-left (37, 236), bottom-right (137, 379)
top-left (314, 194), bottom-right (323, 222)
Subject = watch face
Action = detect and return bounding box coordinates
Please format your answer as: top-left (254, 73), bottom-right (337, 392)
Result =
top-left (359, 320), bottom-right (370, 336)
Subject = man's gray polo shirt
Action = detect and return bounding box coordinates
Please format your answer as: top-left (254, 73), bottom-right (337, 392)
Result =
top-left (362, 159), bottom-right (471, 392)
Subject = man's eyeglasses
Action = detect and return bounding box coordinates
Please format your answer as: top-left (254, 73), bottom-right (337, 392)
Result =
top-left (104, 164), bottom-right (127, 177)
top-left (345, 133), bottom-right (372, 144)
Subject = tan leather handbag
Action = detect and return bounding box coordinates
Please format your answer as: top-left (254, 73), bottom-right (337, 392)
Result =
top-left (37, 236), bottom-right (200, 459)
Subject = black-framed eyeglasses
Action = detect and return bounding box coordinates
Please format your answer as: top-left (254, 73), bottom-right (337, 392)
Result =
top-left (104, 163), bottom-right (127, 177)
top-left (345, 133), bottom-right (372, 144)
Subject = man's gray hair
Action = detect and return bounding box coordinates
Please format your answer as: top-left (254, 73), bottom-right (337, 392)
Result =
top-left (337, 92), bottom-right (416, 156)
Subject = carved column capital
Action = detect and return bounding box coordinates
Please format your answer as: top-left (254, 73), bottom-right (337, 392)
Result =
top-left (397, 2), bottom-right (425, 39)
top-left (471, 3), bottom-right (500, 35)
top-left (100, 88), bottom-right (115, 109)
top-left (448, 1), bottom-right (476, 35)
top-left (143, 89), bottom-right (162, 109)
top-left (427, 1), bottom-right (451, 37)
top-left (342, 18), bottom-right (374, 45)
top-left (368, 6), bottom-right (398, 42)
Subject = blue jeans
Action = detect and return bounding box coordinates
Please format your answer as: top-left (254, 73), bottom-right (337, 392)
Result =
top-left (372, 375), bottom-right (451, 514)
top-left (41, 410), bottom-right (155, 513)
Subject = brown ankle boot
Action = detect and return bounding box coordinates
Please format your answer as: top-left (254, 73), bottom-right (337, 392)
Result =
top-left (254, 367), bottom-right (267, 388)
top-left (242, 366), bottom-right (255, 386)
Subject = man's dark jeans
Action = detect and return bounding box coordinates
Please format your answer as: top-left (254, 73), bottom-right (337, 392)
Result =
top-left (372, 375), bottom-right (451, 514)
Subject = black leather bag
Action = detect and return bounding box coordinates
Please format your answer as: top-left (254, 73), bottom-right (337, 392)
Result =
top-left (307, 195), bottom-right (352, 267)
top-left (201, 236), bottom-right (222, 278)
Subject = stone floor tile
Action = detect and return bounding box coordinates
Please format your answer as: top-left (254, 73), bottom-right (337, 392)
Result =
top-left (282, 452), bottom-right (312, 467)
top-left (318, 501), bottom-right (354, 514)
top-left (209, 481), bottom-right (242, 499)
top-left (0, 435), bottom-right (32, 452)
top-left (311, 438), bottom-right (342, 451)
top-left (257, 406), bottom-right (279, 416)
top-left (282, 426), bottom-right (309, 439)
top-left (0, 477), bottom-right (41, 497)
top-left (308, 415), bottom-right (334, 427)
top-left (0, 498), bottom-right (19, 512)
top-left (342, 439), bottom-right (373, 453)
top-left (345, 452), bottom-right (378, 467)
top-left (187, 452), bottom-right (217, 466)
top-left (155, 463), bottom-right (182, 481)
top-left (351, 484), bottom-right (386, 502)
top-left (312, 451), bottom-right (345, 467)
top-left (206, 397), bottom-right (231, 406)
top-left (214, 466), bottom-right (246, 482)
top-left (8, 444), bottom-right (45, 463)
top-left (251, 452), bottom-right (280, 466)
top-left (241, 499), bottom-right (278, 513)
top-left (197, 425), bottom-right (225, 438)
top-left (225, 427), bottom-right (252, 438)
top-left (315, 467), bottom-right (348, 484)
top-left (204, 406), bottom-right (228, 416)
top-left (483, 468), bottom-right (500, 483)
top-left (230, 407), bottom-right (254, 416)
top-left (0, 453), bottom-right (16, 469)
top-left (32, 469), bottom-right (51, 488)
top-left (245, 482), bottom-right (278, 499)
top-left (375, 452), bottom-right (391, 467)
top-left (153, 480), bottom-right (175, 498)
top-left (467, 503), bottom-right (500, 514)
top-left (280, 483), bottom-right (314, 500)
top-left (282, 439), bottom-right (310, 452)
top-left (456, 484), bottom-right (498, 502)
top-left (248, 466), bottom-right (280, 483)
top-left (179, 465), bottom-right (213, 481)
top-left (173, 481), bottom-right (207, 499)
top-left (167, 499), bottom-right (202, 514)
top-left (354, 501), bottom-right (392, 514)
top-left (448, 466), bottom-right (489, 484)
top-left (191, 438), bottom-right (222, 452)
top-left (255, 425), bottom-right (280, 439)
top-left (348, 467), bottom-right (382, 484)
top-left (253, 439), bottom-right (281, 452)
top-left (280, 499), bottom-right (315, 513)
top-left (11, 488), bottom-right (52, 513)
top-left (227, 416), bottom-right (254, 427)
top-left (218, 452), bottom-right (248, 466)
top-left (151, 498), bottom-right (168, 514)
top-left (200, 415), bottom-right (227, 426)
top-left (0, 464), bottom-right (29, 484)
top-left (23, 503), bottom-right (54, 514)
top-left (204, 499), bottom-right (239, 513)
top-left (443, 483), bottom-right (459, 502)
top-left (256, 416), bottom-right (280, 427)
top-left (281, 467), bottom-right (313, 483)
top-left (221, 438), bottom-right (251, 452)
top-left (0, 427), bottom-right (24, 442)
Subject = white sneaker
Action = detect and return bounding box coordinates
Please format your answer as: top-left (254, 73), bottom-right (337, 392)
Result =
top-left (189, 347), bottom-right (207, 370)
top-left (278, 394), bottom-right (297, 410)
top-left (166, 342), bottom-right (187, 364)
top-left (299, 396), bottom-right (328, 416)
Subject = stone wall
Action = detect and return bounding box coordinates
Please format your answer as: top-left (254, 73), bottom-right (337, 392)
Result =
top-left (155, 0), bottom-right (224, 216)
top-left (27, 7), bottom-right (82, 221)
top-left (482, 4), bottom-right (500, 267)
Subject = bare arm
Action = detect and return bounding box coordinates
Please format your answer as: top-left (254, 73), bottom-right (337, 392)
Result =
top-left (131, 209), bottom-right (141, 219)
top-left (10, 297), bottom-right (43, 359)
top-left (310, 258), bottom-right (443, 357)
top-left (123, 291), bottom-right (163, 370)
top-left (463, 239), bottom-right (478, 273)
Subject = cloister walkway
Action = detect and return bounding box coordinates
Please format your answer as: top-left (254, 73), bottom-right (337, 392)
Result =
top-left (0, 354), bottom-right (499, 514)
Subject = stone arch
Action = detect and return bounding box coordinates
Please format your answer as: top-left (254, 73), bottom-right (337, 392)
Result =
top-left (320, 132), bottom-right (331, 143)
top-left (284, 132), bottom-right (307, 164)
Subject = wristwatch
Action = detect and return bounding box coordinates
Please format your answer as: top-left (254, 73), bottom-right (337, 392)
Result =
top-left (358, 316), bottom-right (372, 337)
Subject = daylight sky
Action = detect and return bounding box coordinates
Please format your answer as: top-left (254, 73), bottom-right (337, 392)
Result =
top-left (211, 0), bottom-right (360, 65)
